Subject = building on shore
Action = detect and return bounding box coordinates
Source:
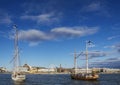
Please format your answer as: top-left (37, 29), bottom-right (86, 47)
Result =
top-left (23, 64), bottom-right (31, 71)
top-left (101, 68), bottom-right (120, 73)
top-left (22, 64), bottom-right (57, 74)
top-left (0, 67), bottom-right (7, 72)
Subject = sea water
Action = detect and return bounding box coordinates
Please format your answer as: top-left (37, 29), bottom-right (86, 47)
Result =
top-left (0, 73), bottom-right (120, 85)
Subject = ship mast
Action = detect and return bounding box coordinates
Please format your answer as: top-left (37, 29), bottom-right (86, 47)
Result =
top-left (85, 41), bottom-right (88, 73)
top-left (74, 50), bottom-right (77, 74)
top-left (13, 25), bottom-right (19, 72)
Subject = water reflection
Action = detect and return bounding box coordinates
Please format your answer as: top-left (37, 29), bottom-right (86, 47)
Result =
top-left (13, 81), bottom-right (25, 85)
top-left (72, 80), bottom-right (100, 85)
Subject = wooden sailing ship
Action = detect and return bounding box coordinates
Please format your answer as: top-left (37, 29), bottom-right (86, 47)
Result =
top-left (71, 41), bottom-right (99, 80)
top-left (11, 25), bottom-right (26, 82)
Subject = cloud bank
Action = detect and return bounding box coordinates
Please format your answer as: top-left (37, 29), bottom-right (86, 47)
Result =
top-left (21, 12), bottom-right (60, 24)
top-left (77, 51), bottom-right (108, 60)
top-left (91, 57), bottom-right (120, 68)
top-left (11, 26), bottom-right (98, 46)
top-left (51, 26), bottom-right (98, 38)
top-left (104, 43), bottom-right (120, 53)
top-left (89, 51), bottom-right (108, 59)
top-left (18, 29), bottom-right (53, 46)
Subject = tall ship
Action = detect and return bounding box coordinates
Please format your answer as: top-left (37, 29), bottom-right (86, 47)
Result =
top-left (71, 41), bottom-right (99, 80)
top-left (11, 25), bottom-right (26, 81)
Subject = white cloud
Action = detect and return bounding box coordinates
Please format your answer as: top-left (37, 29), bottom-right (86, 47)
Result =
top-left (86, 2), bottom-right (101, 12)
top-left (105, 57), bottom-right (120, 62)
top-left (107, 35), bottom-right (120, 40)
top-left (88, 51), bottom-right (108, 59)
top-left (78, 51), bottom-right (108, 60)
top-left (29, 42), bottom-right (40, 46)
top-left (10, 26), bottom-right (98, 46)
top-left (104, 43), bottom-right (120, 53)
top-left (82, 2), bottom-right (101, 12)
top-left (71, 50), bottom-right (108, 61)
top-left (22, 1), bottom-right (57, 14)
top-left (81, 1), bottom-right (110, 17)
top-left (18, 29), bottom-right (53, 45)
top-left (0, 31), bottom-right (9, 38)
top-left (0, 17), bottom-right (12, 24)
top-left (21, 12), bottom-right (59, 24)
top-left (104, 45), bottom-right (115, 49)
top-left (91, 57), bottom-right (120, 68)
top-left (0, 11), bottom-right (12, 24)
top-left (51, 26), bottom-right (98, 37)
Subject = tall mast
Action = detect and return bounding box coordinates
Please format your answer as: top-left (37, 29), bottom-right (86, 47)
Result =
top-left (74, 50), bottom-right (77, 74)
top-left (85, 41), bottom-right (88, 73)
top-left (13, 25), bottom-right (19, 72)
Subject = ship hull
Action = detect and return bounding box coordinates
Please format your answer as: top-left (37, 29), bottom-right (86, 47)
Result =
top-left (71, 73), bottom-right (99, 80)
top-left (12, 73), bottom-right (26, 82)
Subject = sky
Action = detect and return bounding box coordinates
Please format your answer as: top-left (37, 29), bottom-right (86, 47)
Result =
top-left (0, 0), bottom-right (120, 70)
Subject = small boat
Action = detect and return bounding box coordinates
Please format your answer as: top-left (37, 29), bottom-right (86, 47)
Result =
top-left (71, 41), bottom-right (99, 80)
top-left (11, 25), bottom-right (26, 82)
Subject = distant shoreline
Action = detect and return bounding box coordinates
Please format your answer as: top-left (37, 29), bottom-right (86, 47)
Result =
top-left (0, 72), bottom-right (120, 75)
top-left (0, 72), bottom-right (70, 74)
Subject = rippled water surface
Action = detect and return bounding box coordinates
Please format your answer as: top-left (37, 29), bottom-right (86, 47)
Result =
top-left (0, 74), bottom-right (120, 85)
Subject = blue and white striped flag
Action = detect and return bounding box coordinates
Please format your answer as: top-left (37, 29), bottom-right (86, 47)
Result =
top-left (87, 40), bottom-right (95, 47)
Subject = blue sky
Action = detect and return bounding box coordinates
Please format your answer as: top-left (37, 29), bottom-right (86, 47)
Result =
top-left (0, 0), bottom-right (120, 69)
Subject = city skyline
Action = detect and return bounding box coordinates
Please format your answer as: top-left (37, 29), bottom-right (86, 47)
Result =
top-left (0, 0), bottom-right (120, 70)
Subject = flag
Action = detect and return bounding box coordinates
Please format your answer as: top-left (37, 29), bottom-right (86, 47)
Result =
top-left (87, 40), bottom-right (95, 47)
top-left (13, 24), bottom-right (17, 29)
top-left (87, 40), bottom-right (93, 45)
